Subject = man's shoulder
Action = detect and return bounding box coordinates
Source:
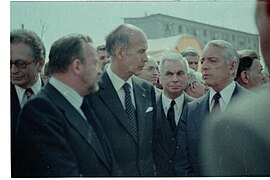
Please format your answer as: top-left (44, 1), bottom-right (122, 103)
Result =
top-left (132, 76), bottom-right (155, 89)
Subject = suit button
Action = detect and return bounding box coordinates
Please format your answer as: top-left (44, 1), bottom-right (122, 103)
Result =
top-left (171, 137), bottom-right (175, 141)
top-left (169, 160), bottom-right (173, 164)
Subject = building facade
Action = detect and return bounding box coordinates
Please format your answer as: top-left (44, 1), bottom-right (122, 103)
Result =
top-left (124, 13), bottom-right (259, 53)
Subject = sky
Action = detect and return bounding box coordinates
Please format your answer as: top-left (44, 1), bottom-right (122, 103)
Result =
top-left (10, 0), bottom-right (258, 59)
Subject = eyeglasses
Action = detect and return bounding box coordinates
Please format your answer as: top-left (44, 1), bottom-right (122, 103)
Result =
top-left (10, 60), bottom-right (35, 69)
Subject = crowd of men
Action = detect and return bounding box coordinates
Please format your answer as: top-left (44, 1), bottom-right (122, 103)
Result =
top-left (10, 0), bottom-right (270, 177)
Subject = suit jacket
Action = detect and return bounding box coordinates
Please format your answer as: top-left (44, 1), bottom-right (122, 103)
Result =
top-left (11, 82), bottom-right (45, 176)
top-left (88, 72), bottom-right (156, 176)
top-left (153, 92), bottom-right (194, 176)
top-left (15, 83), bottom-right (121, 177)
top-left (175, 83), bottom-right (249, 176)
top-left (201, 89), bottom-right (270, 176)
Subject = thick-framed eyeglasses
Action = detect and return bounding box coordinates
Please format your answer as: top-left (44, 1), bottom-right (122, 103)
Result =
top-left (10, 60), bottom-right (35, 69)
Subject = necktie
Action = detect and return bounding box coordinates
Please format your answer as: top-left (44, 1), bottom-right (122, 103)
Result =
top-left (81, 98), bottom-right (93, 121)
top-left (212, 92), bottom-right (221, 113)
top-left (167, 100), bottom-right (176, 132)
top-left (80, 98), bottom-right (112, 163)
top-left (25, 88), bottom-right (33, 100)
top-left (123, 83), bottom-right (138, 137)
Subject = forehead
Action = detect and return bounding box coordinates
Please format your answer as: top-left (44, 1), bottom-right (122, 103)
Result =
top-left (187, 55), bottom-right (199, 62)
top-left (251, 59), bottom-right (262, 69)
top-left (11, 42), bottom-right (33, 59)
top-left (202, 44), bottom-right (224, 59)
top-left (164, 60), bottom-right (185, 70)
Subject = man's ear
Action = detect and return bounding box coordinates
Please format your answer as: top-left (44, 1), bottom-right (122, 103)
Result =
top-left (229, 61), bottom-right (238, 76)
top-left (37, 58), bottom-right (45, 72)
top-left (115, 46), bottom-right (125, 60)
top-left (71, 58), bottom-right (83, 76)
top-left (240, 71), bottom-right (249, 84)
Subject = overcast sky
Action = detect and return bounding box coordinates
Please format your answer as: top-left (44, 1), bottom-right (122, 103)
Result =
top-left (10, 0), bottom-right (258, 57)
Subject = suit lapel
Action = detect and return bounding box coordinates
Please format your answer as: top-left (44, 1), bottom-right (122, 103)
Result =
top-left (132, 77), bottom-right (148, 142)
top-left (44, 84), bottom-right (110, 169)
top-left (98, 72), bottom-right (138, 143)
top-left (156, 93), bottom-right (172, 153)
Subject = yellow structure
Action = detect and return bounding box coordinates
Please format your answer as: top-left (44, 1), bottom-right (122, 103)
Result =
top-left (147, 33), bottom-right (203, 59)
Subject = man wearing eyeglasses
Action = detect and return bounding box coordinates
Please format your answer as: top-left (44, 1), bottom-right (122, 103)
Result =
top-left (10, 29), bottom-right (45, 177)
top-left (137, 55), bottom-right (160, 87)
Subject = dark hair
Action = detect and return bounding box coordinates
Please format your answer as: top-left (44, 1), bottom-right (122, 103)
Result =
top-left (236, 56), bottom-right (254, 78)
top-left (105, 24), bottom-right (130, 57)
top-left (48, 34), bottom-right (92, 74)
top-left (11, 29), bottom-right (46, 62)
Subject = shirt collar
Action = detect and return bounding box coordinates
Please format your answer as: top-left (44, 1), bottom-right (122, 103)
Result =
top-left (162, 93), bottom-right (184, 110)
top-left (15, 76), bottom-right (42, 104)
top-left (49, 76), bottom-right (84, 110)
top-left (209, 81), bottom-right (236, 108)
top-left (107, 64), bottom-right (133, 91)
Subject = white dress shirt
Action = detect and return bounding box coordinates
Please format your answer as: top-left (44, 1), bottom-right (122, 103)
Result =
top-left (209, 81), bottom-right (236, 113)
top-left (107, 65), bottom-right (136, 110)
top-left (49, 76), bottom-right (86, 120)
top-left (15, 76), bottom-right (42, 107)
top-left (162, 93), bottom-right (184, 125)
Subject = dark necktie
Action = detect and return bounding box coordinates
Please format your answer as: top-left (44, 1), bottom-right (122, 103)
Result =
top-left (80, 98), bottom-right (112, 163)
top-left (123, 83), bottom-right (138, 137)
top-left (212, 92), bottom-right (221, 113)
top-left (167, 100), bottom-right (176, 132)
top-left (25, 88), bottom-right (33, 100)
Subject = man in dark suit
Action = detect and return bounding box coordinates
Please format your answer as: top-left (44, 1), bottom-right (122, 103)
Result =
top-left (153, 52), bottom-right (194, 176)
top-left (175, 40), bottom-right (250, 176)
top-left (88, 24), bottom-right (156, 176)
top-left (16, 34), bottom-right (121, 177)
top-left (201, 1), bottom-right (270, 176)
top-left (10, 29), bottom-right (45, 176)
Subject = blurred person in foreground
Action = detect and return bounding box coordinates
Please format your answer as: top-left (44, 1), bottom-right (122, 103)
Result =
top-left (11, 29), bottom-right (45, 177)
top-left (88, 24), bottom-right (156, 176)
top-left (175, 40), bottom-right (250, 176)
top-left (201, 0), bottom-right (270, 176)
top-left (235, 49), bottom-right (264, 90)
top-left (153, 52), bottom-right (194, 176)
top-left (16, 34), bottom-right (121, 177)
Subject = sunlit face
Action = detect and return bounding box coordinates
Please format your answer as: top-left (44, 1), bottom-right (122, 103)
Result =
top-left (187, 55), bottom-right (199, 71)
top-left (137, 60), bottom-right (159, 85)
top-left (161, 60), bottom-right (188, 99)
top-left (11, 42), bottom-right (44, 89)
top-left (81, 42), bottom-right (100, 95)
top-left (123, 31), bottom-right (148, 77)
top-left (246, 59), bottom-right (264, 89)
top-left (201, 44), bottom-right (235, 92)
